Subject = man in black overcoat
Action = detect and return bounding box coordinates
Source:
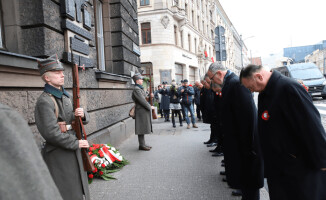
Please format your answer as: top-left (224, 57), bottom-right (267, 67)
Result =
top-left (159, 82), bottom-right (171, 122)
top-left (200, 76), bottom-right (221, 151)
top-left (207, 62), bottom-right (264, 200)
top-left (240, 64), bottom-right (326, 200)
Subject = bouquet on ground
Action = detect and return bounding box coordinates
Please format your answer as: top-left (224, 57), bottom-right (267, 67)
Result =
top-left (87, 143), bottom-right (129, 184)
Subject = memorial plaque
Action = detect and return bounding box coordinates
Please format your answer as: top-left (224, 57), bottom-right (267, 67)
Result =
top-left (62, 20), bottom-right (92, 40)
top-left (160, 70), bottom-right (172, 84)
top-left (70, 37), bottom-right (89, 55)
top-left (83, 10), bottom-right (91, 30)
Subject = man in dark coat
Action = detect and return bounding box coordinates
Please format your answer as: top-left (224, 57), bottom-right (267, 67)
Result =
top-left (159, 82), bottom-right (171, 122)
top-left (207, 62), bottom-right (264, 200)
top-left (34, 54), bottom-right (90, 200)
top-left (1, 103), bottom-right (63, 200)
top-left (240, 64), bottom-right (326, 200)
top-left (200, 76), bottom-right (219, 150)
top-left (132, 73), bottom-right (154, 151)
top-left (194, 81), bottom-right (202, 121)
top-left (179, 80), bottom-right (186, 121)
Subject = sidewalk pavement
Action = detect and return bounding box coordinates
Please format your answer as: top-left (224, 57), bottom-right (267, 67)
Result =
top-left (90, 118), bottom-right (270, 200)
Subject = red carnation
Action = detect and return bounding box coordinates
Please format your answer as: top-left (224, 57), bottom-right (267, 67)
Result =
top-left (99, 171), bottom-right (104, 176)
top-left (88, 152), bottom-right (93, 155)
top-left (92, 168), bottom-right (98, 173)
top-left (89, 147), bottom-right (93, 151)
top-left (100, 144), bottom-right (104, 147)
top-left (99, 153), bottom-right (104, 158)
top-left (101, 163), bottom-right (106, 168)
top-left (88, 174), bottom-right (94, 179)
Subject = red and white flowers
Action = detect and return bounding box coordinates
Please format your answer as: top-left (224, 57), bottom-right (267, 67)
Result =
top-left (87, 143), bottom-right (129, 183)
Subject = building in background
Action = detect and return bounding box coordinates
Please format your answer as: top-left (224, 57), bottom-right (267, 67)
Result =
top-left (0, 0), bottom-right (141, 147)
top-left (250, 57), bottom-right (262, 66)
top-left (284, 40), bottom-right (326, 63)
top-left (305, 49), bottom-right (326, 74)
top-left (137, 0), bottom-right (248, 87)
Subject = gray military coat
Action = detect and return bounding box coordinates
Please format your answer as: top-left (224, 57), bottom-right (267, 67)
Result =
top-left (132, 85), bottom-right (153, 135)
top-left (0, 103), bottom-right (63, 200)
top-left (34, 84), bottom-right (90, 200)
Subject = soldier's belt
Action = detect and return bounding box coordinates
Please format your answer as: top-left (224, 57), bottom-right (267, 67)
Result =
top-left (58, 122), bottom-right (73, 133)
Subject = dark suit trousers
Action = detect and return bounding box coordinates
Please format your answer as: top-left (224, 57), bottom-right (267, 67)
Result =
top-left (241, 188), bottom-right (260, 200)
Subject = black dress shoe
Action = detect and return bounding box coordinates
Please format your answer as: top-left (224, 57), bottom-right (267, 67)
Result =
top-left (209, 148), bottom-right (218, 152)
top-left (212, 152), bottom-right (224, 157)
top-left (221, 159), bottom-right (225, 163)
top-left (222, 178), bottom-right (227, 182)
top-left (221, 163), bottom-right (225, 167)
top-left (231, 190), bottom-right (242, 196)
top-left (204, 140), bottom-right (212, 144)
top-left (220, 171), bottom-right (226, 175)
top-left (180, 124), bottom-right (183, 127)
top-left (139, 146), bottom-right (151, 151)
top-left (206, 142), bottom-right (217, 147)
top-left (173, 125), bottom-right (176, 128)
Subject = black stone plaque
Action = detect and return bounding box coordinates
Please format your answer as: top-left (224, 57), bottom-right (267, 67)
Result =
top-left (74, 35), bottom-right (85, 42)
top-left (79, 55), bottom-right (94, 68)
top-left (70, 37), bottom-right (89, 55)
top-left (83, 10), bottom-right (91, 30)
top-left (63, 51), bottom-right (81, 65)
top-left (62, 19), bottom-right (92, 40)
top-left (63, 52), bottom-right (93, 68)
top-left (60, 0), bottom-right (75, 20)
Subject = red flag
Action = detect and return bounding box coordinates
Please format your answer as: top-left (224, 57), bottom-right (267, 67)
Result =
top-left (204, 51), bottom-right (208, 57)
top-left (211, 57), bottom-right (214, 62)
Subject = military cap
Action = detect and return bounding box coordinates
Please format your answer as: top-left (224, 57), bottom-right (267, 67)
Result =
top-left (181, 80), bottom-right (184, 83)
top-left (162, 81), bottom-right (167, 85)
top-left (132, 73), bottom-right (143, 82)
top-left (183, 79), bottom-right (188, 83)
top-left (37, 54), bottom-right (64, 75)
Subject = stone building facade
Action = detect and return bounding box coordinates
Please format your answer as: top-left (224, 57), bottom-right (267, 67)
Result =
top-left (0, 0), bottom-right (141, 147)
top-left (137, 0), bottom-right (247, 86)
top-left (305, 49), bottom-right (326, 74)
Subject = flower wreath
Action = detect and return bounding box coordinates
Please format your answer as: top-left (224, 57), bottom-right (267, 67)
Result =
top-left (87, 143), bottom-right (129, 184)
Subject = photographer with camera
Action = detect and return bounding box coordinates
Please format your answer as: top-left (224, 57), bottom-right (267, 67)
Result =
top-left (178, 79), bottom-right (198, 129)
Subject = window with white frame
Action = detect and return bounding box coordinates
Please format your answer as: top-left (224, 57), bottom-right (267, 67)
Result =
top-left (96, 0), bottom-right (105, 71)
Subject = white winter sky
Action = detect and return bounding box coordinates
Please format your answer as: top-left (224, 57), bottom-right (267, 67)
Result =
top-left (219, 0), bottom-right (326, 58)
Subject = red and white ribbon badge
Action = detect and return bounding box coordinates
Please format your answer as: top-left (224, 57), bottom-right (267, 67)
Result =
top-left (261, 110), bottom-right (270, 121)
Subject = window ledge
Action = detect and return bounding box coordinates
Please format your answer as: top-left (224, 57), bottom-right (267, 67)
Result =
top-left (0, 50), bottom-right (39, 70)
top-left (95, 70), bottom-right (131, 83)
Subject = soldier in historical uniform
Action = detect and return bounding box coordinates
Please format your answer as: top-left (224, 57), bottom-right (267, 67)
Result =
top-left (207, 62), bottom-right (264, 200)
top-left (34, 54), bottom-right (90, 200)
top-left (0, 103), bottom-right (63, 200)
top-left (159, 81), bottom-right (171, 122)
top-left (240, 64), bottom-right (326, 200)
top-left (132, 73), bottom-right (154, 151)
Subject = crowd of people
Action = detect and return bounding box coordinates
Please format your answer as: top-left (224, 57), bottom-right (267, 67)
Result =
top-left (153, 79), bottom-right (202, 129)
top-left (132, 61), bottom-right (326, 200)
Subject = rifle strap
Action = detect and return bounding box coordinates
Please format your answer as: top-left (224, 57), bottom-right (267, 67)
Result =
top-left (48, 94), bottom-right (59, 119)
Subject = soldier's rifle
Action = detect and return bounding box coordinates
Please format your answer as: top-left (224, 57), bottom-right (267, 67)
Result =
top-left (71, 42), bottom-right (96, 172)
top-left (149, 68), bottom-right (157, 119)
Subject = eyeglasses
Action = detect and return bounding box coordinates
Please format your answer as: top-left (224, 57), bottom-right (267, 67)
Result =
top-left (210, 72), bottom-right (218, 81)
